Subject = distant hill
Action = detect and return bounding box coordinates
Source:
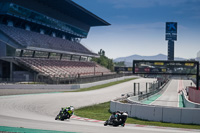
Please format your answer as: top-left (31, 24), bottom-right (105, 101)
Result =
top-left (114, 54), bottom-right (186, 67)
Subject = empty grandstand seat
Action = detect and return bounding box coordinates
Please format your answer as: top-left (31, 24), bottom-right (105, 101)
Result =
top-left (15, 57), bottom-right (113, 78)
top-left (0, 24), bottom-right (96, 56)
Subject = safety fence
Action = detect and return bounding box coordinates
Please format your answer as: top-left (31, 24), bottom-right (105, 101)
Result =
top-left (132, 79), bottom-right (170, 101)
top-left (0, 73), bottom-right (133, 84)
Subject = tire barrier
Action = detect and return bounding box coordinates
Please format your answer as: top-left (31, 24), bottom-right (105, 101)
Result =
top-left (110, 100), bottom-right (200, 125)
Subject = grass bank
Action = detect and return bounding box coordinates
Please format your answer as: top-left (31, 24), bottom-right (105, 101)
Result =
top-left (71, 78), bottom-right (136, 92)
top-left (75, 102), bottom-right (200, 129)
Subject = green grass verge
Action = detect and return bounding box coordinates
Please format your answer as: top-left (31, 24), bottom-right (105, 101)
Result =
top-left (75, 102), bottom-right (111, 121)
top-left (75, 102), bottom-right (200, 129)
top-left (70, 78), bottom-right (136, 92)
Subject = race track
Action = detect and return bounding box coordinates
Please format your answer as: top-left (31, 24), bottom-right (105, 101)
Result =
top-left (0, 78), bottom-right (199, 133)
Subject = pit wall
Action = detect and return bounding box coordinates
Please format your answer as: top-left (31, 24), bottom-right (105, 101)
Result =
top-left (182, 90), bottom-right (200, 108)
top-left (188, 87), bottom-right (200, 104)
top-left (110, 100), bottom-right (200, 125)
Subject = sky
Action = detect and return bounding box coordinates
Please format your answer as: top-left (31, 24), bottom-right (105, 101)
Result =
top-left (73, 0), bottom-right (200, 59)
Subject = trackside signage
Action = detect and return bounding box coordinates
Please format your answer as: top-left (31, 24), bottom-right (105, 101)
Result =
top-left (166, 22), bottom-right (177, 41)
top-left (133, 60), bottom-right (199, 90)
top-left (133, 60), bottom-right (198, 75)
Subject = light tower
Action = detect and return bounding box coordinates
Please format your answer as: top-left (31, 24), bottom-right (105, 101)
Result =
top-left (165, 22), bottom-right (177, 61)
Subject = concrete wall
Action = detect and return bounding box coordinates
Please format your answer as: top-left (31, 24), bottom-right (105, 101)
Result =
top-left (181, 108), bottom-right (200, 124)
top-left (182, 90), bottom-right (200, 108)
top-left (0, 84), bottom-right (80, 90)
top-left (110, 100), bottom-right (200, 125)
top-left (0, 76), bottom-right (138, 90)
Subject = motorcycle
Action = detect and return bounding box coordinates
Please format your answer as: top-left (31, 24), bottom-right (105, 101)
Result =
top-left (55, 108), bottom-right (71, 121)
top-left (104, 111), bottom-right (128, 127)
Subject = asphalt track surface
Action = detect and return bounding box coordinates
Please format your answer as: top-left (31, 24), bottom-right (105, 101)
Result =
top-left (151, 79), bottom-right (194, 107)
top-left (0, 78), bottom-right (199, 133)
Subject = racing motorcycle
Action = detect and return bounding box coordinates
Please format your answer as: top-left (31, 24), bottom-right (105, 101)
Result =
top-left (104, 111), bottom-right (128, 127)
top-left (55, 107), bottom-right (73, 121)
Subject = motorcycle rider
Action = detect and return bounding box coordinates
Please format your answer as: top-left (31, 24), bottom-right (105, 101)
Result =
top-left (64, 106), bottom-right (74, 118)
top-left (109, 112), bottom-right (119, 124)
top-left (104, 111), bottom-right (128, 127)
top-left (117, 111), bottom-right (128, 126)
top-left (55, 106), bottom-right (74, 121)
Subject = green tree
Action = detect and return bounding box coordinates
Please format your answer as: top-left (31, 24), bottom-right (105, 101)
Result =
top-left (114, 61), bottom-right (125, 67)
top-left (92, 49), bottom-right (114, 71)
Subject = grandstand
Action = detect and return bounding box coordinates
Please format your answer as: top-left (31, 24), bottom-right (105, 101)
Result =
top-left (0, 0), bottom-right (113, 83)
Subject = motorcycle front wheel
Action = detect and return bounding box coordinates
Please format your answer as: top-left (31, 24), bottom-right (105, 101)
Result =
top-left (104, 120), bottom-right (108, 126)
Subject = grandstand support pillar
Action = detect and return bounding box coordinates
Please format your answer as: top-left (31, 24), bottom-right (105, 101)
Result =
top-left (35, 74), bottom-right (39, 82)
top-left (33, 73), bottom-right (37, 82)
top-left (10, 61), bottom-right (13, 82)
top-left (79, 56), bottom-right (81, 61)
top-left (32, 51), bottom-right (35, 58)
top-left (20, 50), bottom-right (23, 57)
top-left (87, 57), bottom-right (89, 61)
top-left (70, 55), bottom-right (73, 60)
top-left (48, 53), bottom-right (51, 59)
top-left (60, 54), bottom-right (63, 60)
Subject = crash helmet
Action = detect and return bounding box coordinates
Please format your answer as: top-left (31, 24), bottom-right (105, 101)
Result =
top-left (70, 106), bottom-right (74, 112)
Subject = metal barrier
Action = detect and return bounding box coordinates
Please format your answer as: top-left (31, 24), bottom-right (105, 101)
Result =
top-left (132, 80), bottom-right (169, 101)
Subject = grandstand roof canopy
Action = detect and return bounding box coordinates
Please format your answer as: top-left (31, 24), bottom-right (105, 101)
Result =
top-left (37, 0), bottom-right (110, 26)
top-left (3, 0), bottom-right (110, 26)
